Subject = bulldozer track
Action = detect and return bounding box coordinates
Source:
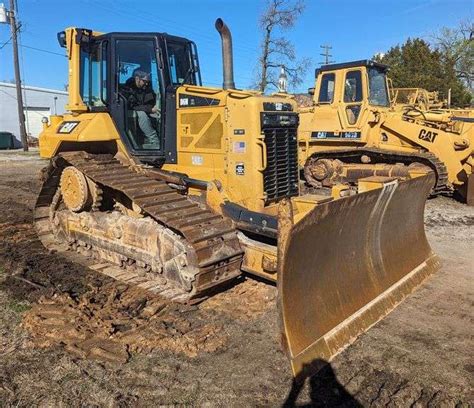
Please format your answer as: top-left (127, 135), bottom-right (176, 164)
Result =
top-left (305, 147), bottom-right (449, 194)
top-left (34, 152), bottom-right (243, 302)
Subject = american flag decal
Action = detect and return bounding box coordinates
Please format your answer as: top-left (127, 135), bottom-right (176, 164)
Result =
top-left (234, 141), bottom-right (246, 153)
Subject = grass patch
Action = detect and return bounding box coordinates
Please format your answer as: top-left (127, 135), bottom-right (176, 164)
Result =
top-left (8, 300), bottom-right (31, 314)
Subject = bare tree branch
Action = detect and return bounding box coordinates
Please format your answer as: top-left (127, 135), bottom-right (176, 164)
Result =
top-left (432, 18), bottom-right (473, 93)
top-left (255, 0), bottom-right (310, 93)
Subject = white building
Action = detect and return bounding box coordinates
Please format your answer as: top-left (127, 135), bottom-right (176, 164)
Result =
top-left (0, 82), bottom-right (68, 140)
top-left (278, 66), bottom-right (288, 93)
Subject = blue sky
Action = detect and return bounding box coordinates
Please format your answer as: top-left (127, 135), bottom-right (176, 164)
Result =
top-left (0, 0), bottom-right (472, 93)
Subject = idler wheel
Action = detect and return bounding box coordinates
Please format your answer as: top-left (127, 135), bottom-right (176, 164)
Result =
top-left (60, 166), bottom-right (92, 212)
top-left (304, 158), bottom-right (336, 186)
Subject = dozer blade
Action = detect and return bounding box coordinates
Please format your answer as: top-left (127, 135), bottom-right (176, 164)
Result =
top-left (278, 174), bottom-right (440, 378)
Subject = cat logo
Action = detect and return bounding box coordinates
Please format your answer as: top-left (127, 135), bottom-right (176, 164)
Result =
top-left (57, 121), bottom-right (80, 134)
top-left (418, 129), bottom-right (438, 143)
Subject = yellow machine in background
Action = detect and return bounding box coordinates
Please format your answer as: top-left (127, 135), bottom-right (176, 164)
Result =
top-left (37, 24), bottom-right (438, 376)
top-left (298, 60), bottom-right (474, 204)
top-left (390, 87), bottom-right (445, 111)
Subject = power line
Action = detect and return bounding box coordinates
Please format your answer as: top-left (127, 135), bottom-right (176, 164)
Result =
top-left (0, 41), bottom-right (66, 57)
top-left (0, 88), bottom-right (17, 99)
top-left (0, 20), bottom-right (19, 49)
top-left (89, 2), bottom-right (258, 86)
top-left (20, 44), bottom-right (66, 57)
top-left (100, 2), bottom-right (258, 85)
top-left (0, 12), bottom-right (64, 57)
top-left (0, 35), bottom-right (12, 50)
top-left (3, 5), bottom-right (258, 89)
top-left (5, 1), bottom-right (258, 87)
top-left (93, 1), bottom-right (258, 56)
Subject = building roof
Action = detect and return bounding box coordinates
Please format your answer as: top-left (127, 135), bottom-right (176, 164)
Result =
top-left (0, 81), bottom-right (68, 95)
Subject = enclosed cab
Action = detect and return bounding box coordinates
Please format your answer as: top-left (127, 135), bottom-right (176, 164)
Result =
top-left (299, 60), bottom-right (390, 146)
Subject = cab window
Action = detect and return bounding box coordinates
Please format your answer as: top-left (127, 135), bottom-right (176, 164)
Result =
top-left (344, 70), bottom-right (362, 102)
top-left (344, 70), bottom-right (363, 125)
top-left (368, 67), bottom-right (390, 107)
top-left (166, 41), bottom-right (198, 86)
top-left (318, 73), bottom-right (335, 103)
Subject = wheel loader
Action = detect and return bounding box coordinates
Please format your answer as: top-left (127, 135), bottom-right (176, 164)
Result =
top-left (36, 22), bottom-right (439, 377)
top-left (298, 60), bottom-right (474, 204)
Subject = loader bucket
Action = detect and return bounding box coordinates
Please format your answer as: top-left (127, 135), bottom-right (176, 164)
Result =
top-left (278, 174), bottom-right (440, 378)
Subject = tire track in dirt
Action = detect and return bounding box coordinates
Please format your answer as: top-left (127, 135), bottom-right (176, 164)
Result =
top-left (22, 283), bottom-right (228, 362)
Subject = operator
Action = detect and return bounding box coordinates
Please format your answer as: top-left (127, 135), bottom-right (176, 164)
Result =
top-left (121, 69), bottom-right (160, 147)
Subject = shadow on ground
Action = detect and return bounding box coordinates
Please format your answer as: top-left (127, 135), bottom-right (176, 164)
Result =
top-left (283, 359), bottom-right (361, 407)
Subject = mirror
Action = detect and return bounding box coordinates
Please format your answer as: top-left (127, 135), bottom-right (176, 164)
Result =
top-left (57, 31), bottom-right (66, 48)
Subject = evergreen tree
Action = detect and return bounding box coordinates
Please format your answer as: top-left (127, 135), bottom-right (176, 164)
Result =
top-left (375, 38), bottom-right (471, 106)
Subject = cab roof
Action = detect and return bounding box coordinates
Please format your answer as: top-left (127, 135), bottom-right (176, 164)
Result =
top-left (60, 28), bottom-right (193, 47)
top-left (315, 59), bottom-right (388, 77)
top-left (101, 31), bottom-right (192, 44)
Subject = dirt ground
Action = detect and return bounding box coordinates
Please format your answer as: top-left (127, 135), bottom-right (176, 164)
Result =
top-left (0, 150), bottom-right (472, 407)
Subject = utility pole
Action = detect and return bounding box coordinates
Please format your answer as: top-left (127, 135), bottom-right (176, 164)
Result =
top-left (319, 45), bottom-right (334, 66)
top-left (8, 0), bottom-right (28, 151)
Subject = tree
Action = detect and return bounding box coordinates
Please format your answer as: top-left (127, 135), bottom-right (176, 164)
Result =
top-left (255, 0), bottom-right (310, 93)
top-left (374, 38), bottom-right (471, 106)
top-left (433, 19), bottom-right (473, 96)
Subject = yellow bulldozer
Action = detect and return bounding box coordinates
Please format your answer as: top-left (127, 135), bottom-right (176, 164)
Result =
top-left (299, 60), bottom-right (474, 204)
top-left (36, 22), bottom-right (439, 377)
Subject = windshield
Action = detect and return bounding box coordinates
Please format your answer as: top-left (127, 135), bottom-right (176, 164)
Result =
top-left (368, 67), bottom-right (390, 107)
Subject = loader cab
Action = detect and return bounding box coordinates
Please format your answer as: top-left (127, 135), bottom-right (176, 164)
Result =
top-left (298, 60), bottom-right (391, 162)
top-left (310, 60), bottom-right (390, 129)
top-left (63, 28), bottom-right (201, 164)
top-left (298, 60), bottom-right (391, 150)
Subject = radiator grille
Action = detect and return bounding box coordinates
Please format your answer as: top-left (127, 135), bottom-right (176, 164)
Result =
top-left (262, 116), bottom-right (299, 204)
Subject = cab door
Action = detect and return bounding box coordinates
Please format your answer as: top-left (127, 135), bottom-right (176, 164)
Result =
top-left (337, 69), bottom-right (365, 130)
top-left (310, 71), bottom-right (340, 138)
top-left (109, 35), bottom-right (166, 161)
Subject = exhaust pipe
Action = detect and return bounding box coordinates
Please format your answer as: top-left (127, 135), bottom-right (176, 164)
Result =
top-left (215, 18), bottom-right (235, 90)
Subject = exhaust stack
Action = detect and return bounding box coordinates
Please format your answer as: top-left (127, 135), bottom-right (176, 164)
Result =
top-left (215, 18), bottom-right (235, 90)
